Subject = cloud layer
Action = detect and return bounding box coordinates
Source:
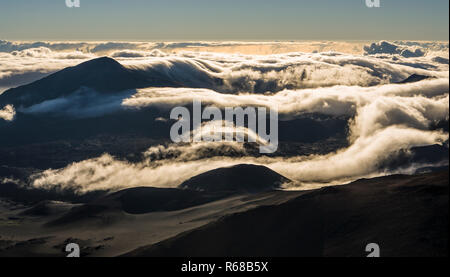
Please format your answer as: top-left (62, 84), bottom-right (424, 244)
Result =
top-left (1, 40), bottom-right (447, 93)
top-left (30, 78), bottom-right (449, 193)
top-left (0, 40), bottom-right (448, 193)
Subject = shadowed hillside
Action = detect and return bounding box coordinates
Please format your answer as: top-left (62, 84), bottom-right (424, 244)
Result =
top-left (124, 169), bottom-right (449, 257)
top-left (0, 57), bottom-right (176, 108)
top-left (179, 164), bottom-right (291, 193)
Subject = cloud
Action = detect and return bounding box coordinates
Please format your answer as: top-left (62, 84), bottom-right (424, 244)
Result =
top-left (364, 41), bottom-right (427, 57)
top-left (20, 88), bottom-right (134, 118)
top-left (9, 47), bottom-right (90, 59)
top-left (30, 153), bottom-right (244, 193)
top-left (271, 127), bottom-right (447, 187)
top-left (0, 104), bottom-right (15, 121)
top-left (1, 41), bottom-right (447, 95)
top-left (123, 78), bottom-right (449, 118)
top-left (393, 41), bottom-right (449, 52)
top-left (89, 42), bottom-right (148, 53)
top-left (30, 78), bottom-right (449, 193)
top-left (0, 40), bottom-right (88, 53)
top-left (0, 47), bottom-right (95, 89)
top-left (29, 127), bottom-right (447, 193)
top-left (120, 51), bottom-right (447, 94)
top-left (0, 40), bottom-right (370, 55)
top-left (1, 40), bottom-right (447, 192)
top-left (110, 49), bottom-right (167, 58)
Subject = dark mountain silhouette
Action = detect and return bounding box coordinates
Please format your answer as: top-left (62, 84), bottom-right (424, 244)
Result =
top-left (0, 59), bottom-right (438, 111)
top-left (45, 187), bottom-right (230, 226)
top-left (278, 115), bottom-right (349, 143)
top-left (179, 164), bottom-right (290, 193)
top-left (0, 57), bottom-right (176, 108)
top-left (398, 74), bottom-right (432, 84)
top-left (107, 187), bottom-right (230, 214)
top-left (19, 200), bottom-right (75, 217)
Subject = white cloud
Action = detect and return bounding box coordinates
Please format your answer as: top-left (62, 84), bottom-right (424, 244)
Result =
top-left (110, 49), bottom-right (167, 58)
top-left (0, 40), bottom-right (447, 192)
top-left (0, 104), bottom-right (15, 121)
top-left (1, 40), bottom-right (447, 93)
top-left (123, 78), bottom-right (449, 118)
top-left (30, 79), bottom-right (449, 193)
top-left (364, 41), bottom-right (427, 57)
top-left (0, 47), bottom-right (95, 89)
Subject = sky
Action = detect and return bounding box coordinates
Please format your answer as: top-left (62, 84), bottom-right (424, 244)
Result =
top-left (0, 0), bottom-right (448, 41)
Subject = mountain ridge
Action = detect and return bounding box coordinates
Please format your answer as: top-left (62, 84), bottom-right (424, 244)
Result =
top-left (0, 57), bottom-right (176, 108)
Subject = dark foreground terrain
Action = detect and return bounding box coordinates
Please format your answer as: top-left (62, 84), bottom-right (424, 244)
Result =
top-left (0, 168), bottom-right (447, 257)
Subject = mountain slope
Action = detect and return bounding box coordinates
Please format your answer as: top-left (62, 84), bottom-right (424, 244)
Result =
top-left (124, 169), bottom-right (449, 257)
top-left (0, 57), bottom-right (176, 108)
top-left (398, 74), bottom-right (432, 84)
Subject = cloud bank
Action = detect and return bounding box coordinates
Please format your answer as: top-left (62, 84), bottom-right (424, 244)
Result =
top-left (1, 40), bottom-right (447, 193)
top-left (20, 88), bottom-right (134, 118)
top-left (364, 41), bottom-right (427, 57)
top-left (30, 78), bottom-right (449, 193)
top-left (1, 40), bottom-right (447, 93)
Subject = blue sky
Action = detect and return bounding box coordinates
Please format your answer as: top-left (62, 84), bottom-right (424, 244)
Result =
top-left (0, 0), bottom-right (448, 41)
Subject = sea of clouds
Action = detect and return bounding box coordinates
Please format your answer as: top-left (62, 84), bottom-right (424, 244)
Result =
top-left (0, 40), bottom-right (448, 95)
top-left (30, 79), bottom-right (449, 193)
top-left (0, 40), bottom-right (448, 193)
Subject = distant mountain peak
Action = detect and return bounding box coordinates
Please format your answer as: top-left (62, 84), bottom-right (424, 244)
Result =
top-left (0, 57), bottom-right (174, 108)
top-left (398, 74), bottom-right (433, 84)
top-left (75, 56), bottom-right (124, 71)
